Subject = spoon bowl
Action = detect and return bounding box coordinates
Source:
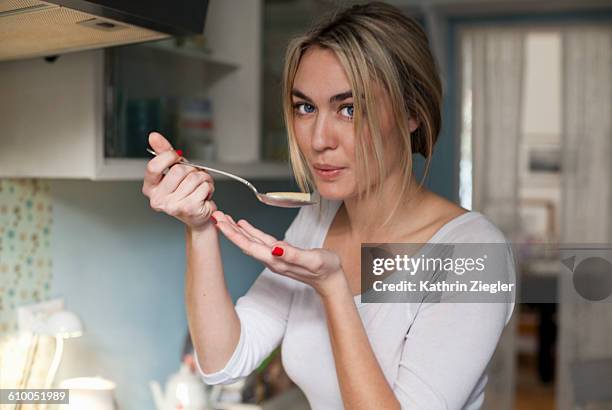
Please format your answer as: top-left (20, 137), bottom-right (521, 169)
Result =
top-left (257, 192), bottom-right (318, 208)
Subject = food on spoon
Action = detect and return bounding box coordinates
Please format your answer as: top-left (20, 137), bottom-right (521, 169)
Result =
top-left (264, 192), bottom-right (312, 202)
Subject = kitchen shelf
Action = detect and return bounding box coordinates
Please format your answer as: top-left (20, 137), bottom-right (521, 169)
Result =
top-left (95, 159), bottom-right (293, 181)
top-left (107, 41), bottom-right (238, 101)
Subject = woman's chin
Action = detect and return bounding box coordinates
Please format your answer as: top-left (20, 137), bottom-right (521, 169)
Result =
top-left (315, 184), bottom-right (353, 201)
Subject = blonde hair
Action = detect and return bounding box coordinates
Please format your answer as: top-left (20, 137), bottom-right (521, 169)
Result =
top-left (282, 2), bottom-right (442, 229)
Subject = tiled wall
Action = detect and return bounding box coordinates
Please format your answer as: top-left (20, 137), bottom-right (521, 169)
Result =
top-left (0, 179), bottom-right (53, 335)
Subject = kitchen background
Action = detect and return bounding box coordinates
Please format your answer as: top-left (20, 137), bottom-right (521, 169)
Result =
top-left (1, 0), bottom-right (611, 409)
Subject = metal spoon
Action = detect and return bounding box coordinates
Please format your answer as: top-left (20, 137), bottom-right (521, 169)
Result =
top-left (146, 148), bottom-right (318, 208)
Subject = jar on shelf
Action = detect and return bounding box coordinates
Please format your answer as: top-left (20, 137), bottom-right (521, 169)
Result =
top-left (125, 96), bottom-right (178, 158)
top-left (178, 97), bottom-right (215, 161)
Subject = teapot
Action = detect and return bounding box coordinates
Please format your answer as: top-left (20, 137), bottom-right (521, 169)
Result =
top-left (149, 357), bottom-right (222, 410)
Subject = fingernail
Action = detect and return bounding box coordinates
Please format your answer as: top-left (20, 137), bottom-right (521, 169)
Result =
top-left (210, 215), bottom-right (217, 224)
top-left (271, 246), bottom-right (284, 257)
top-left (175, 149), bottom-right (183, 157)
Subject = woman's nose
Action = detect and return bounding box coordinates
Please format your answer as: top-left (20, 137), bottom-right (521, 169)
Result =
top-left (311, 113), bottom-right (338, 152)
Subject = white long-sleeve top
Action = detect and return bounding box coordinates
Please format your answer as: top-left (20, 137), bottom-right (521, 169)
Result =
top-left (195, 192), bottom-right (515, 410)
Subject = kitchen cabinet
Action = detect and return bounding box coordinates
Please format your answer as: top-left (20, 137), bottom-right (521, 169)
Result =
top-left (0, 0), bottom-right (292, 180)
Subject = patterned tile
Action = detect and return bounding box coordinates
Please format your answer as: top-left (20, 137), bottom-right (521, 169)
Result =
top-left (0, 179), bottom-right (52, 335)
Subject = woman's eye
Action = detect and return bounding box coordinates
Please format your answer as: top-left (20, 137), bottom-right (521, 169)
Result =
top-left (340, 104), bottom-right (354, 119)
top-left (294, 102), bottom-right (316, 115)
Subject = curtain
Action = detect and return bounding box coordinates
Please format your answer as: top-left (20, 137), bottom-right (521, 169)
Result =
top-left (558, 25), bottom-right (612, 410)
top-left (464, 27), bottom-right (525, 410)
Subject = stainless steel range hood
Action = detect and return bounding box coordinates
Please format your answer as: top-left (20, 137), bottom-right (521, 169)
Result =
top-left (0, 0), bottom-right (209, 61)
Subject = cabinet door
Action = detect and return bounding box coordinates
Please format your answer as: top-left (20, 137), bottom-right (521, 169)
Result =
top-left (0, 51), bottom-right (103, 179)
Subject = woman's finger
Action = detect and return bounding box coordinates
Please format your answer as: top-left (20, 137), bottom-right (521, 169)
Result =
top-left (266, 246), bottom-right (323, 277)
top-left (236, 219), bottom-right (278, 246)
top-left (213, 212), bottom-right (247, 236)
top-left (224, 215), bottom-right (264, 244)
top-left (216, 220), bottom-right (264, 256)
top-left (149, 131), bottom-right (174, 153)
top-left (169, 170), bottom-right (213, 203)
top-left (144, 149), bottom-right (182, 187)
top-left (187, 180), bottom-right (211, 202)
top-left (269, 266), bottom-right (318, 282)
top-left (270, 243), bottom-right (340, 275)
top-left (212, 211), bottom-right (238, 229)
top-left (211, 210), bottom-right (225, 223)
top-left (181, 182), bottom-right (215, 216)
top-left (168, 171), bottom-right (207, 202)
top-left (215, 213), bottom-right (262, 245)
top-left (156, 164), bottom-right (197, 196)
top-left (270, 261), bottom-right (319, 278)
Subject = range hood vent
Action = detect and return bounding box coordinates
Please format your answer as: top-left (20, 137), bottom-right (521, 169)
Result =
top-left (0, 0), bottom-right (209, 61)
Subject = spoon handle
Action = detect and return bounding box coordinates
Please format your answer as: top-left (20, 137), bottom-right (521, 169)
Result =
top-left (146, 148), bottom-right (259, 195)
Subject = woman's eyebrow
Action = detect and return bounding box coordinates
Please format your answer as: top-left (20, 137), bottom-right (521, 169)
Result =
top-left (292, 89), bottom-right (353, 103)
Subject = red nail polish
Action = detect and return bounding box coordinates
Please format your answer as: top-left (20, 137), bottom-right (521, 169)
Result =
top-left (210, 215), bottom-right (217, 224)
top-left (175, 149), bottom-right (183, 157)
top-left (272, 246), bottom-right (284, 257)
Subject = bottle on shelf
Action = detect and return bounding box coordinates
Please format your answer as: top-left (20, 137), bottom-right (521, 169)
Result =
top-left (178, 97), bottom-right (216, 161)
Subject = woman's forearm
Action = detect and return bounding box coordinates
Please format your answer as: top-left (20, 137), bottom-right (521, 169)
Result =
top-left (185, 222), bottom-right (241, 374)
top-left (321, 278), bottom-right (401, 410)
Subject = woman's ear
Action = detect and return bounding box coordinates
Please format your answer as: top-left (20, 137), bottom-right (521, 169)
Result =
top-left (408, 117), bottom-right (420, 133)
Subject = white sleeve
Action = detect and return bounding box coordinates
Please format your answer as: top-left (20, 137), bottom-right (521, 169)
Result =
top-left (194, 207), bottom-right (309, 385)
top-left (393, 221), bottom-right (516, 409)
top-left (392, 301), bottom-right (511, 409)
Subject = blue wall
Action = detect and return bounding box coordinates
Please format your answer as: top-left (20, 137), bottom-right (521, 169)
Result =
top-left (50, 179), bottom-right (298, 410)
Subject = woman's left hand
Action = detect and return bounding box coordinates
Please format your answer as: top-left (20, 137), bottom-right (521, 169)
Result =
top-left (212, 210), bottom-right (346, 297)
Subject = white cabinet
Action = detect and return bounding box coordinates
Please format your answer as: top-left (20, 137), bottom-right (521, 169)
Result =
top-left (0, 0), bottom-right (292, 180)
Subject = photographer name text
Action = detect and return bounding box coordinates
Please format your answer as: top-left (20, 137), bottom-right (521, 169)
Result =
top-left (372, 280), bottom-right (515, 294)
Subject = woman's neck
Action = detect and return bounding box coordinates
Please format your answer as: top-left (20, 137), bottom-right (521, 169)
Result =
top-left (341, 167), bottom-right (427, 242)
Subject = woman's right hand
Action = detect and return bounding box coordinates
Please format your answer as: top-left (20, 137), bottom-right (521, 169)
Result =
top-left (142, 132), bottom-right (217, 230)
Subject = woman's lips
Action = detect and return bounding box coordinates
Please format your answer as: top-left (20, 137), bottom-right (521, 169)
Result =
top-left (313, 166), bottom-right (345, 179)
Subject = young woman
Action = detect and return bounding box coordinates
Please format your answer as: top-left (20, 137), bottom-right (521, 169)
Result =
top-left (142, 2), bottom-right (515, 409)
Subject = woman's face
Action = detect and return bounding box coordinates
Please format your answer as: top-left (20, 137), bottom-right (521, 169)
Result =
top-left (291, 46), bottom-right (400, 201)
